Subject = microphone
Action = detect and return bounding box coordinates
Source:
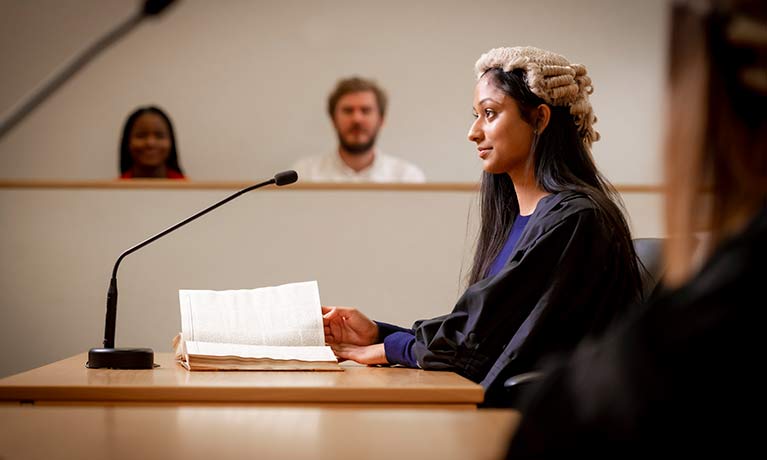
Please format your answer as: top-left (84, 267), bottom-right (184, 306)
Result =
top-left (143, 0), bottom-right (177, 16)
top-left (274, 169), bottom-right (298, 186)
top-left (0, 0), bottom-right (178, 140)
top-left (86, 170), bottom-right (299, 369)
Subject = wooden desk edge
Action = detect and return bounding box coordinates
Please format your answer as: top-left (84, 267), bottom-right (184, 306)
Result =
top-left (0, 353), bottom-right (484, 405)
top-left (0, 385), bottom-right (483, 405)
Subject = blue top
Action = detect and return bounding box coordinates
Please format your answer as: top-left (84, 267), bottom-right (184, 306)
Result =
top-left (487, 214), bottom-right (532, 278)
top-left (381, 214), bottom-right (531, 368)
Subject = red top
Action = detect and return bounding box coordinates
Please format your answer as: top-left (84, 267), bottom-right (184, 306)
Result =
top-left (120, 169), bottom-right (185, 179)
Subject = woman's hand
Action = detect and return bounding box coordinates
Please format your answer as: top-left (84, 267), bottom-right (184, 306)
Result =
top-left (322, 306), bottom-right (379, 346)
top-left (331, 343), bottom-right (388, 365)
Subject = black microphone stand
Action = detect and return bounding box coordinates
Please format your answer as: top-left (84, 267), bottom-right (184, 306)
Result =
top-left (87, 171), bottom-right (298, 369)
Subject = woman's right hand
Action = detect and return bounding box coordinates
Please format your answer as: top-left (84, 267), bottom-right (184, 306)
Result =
top-left (322, 306), bottom-right (379, 346)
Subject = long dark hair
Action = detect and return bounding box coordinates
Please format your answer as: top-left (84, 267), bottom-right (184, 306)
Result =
top-left (119, 106), bottom-right (183, 175)
top-left (467, 68), bottom-right (641, 300)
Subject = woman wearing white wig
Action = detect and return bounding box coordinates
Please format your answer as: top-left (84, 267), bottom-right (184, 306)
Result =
top-left (324, 46), bottom-right (642, 407)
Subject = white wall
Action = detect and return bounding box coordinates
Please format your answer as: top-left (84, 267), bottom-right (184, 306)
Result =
top-left (0, 0), bottom-right (669, 183)
top-left (0, 186), bottom-right (662, 377)
top-left (0, 0), bottom-right (671, 378)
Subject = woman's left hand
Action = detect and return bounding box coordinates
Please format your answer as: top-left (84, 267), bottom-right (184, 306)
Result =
top-left (331, 343), bottom-right (388, 365)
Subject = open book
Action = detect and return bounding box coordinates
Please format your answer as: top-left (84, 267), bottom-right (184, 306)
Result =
top-left (173, 280), bottom-right (341, 371)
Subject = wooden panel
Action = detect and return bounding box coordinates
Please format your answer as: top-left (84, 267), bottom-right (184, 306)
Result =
top-left (0, 405), bottom-right (519, 460)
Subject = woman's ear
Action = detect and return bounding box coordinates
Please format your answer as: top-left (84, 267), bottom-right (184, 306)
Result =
top-left (535, 104), bottom-right (551, 133)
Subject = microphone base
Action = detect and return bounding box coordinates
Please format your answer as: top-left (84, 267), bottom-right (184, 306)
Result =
top-left (86, 347), bottom-right (155, 369)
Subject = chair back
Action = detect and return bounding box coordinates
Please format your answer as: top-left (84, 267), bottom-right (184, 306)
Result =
top-left (633, 237), bottom-right (666, 302)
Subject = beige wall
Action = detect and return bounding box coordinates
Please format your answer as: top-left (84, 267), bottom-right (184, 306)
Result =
top-left (0, 0), bottom-right (672, 377)
top-left (0, 186), bottom-right (662, 377)
top-left (0, 0), bottom-right (669, 183)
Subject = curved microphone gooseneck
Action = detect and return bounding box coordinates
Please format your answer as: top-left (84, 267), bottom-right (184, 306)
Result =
top-left (87, 170), bottom-right (299, 369)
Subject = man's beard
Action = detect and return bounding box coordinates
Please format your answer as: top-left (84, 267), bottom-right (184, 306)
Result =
top-left (337, 130), bottom-right (378, 156)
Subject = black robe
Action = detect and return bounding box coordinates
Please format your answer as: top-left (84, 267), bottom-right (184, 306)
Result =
top-left (506, 206), bottom-right (767, 456)
top-left (412, 191), bottom-right (640, 406)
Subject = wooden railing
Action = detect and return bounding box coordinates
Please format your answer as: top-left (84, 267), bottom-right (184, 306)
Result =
top-left (0, 180), bottom-right (664, 193)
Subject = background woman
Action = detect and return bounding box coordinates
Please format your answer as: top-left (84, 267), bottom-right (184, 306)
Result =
top-left (119, 105), bottom-right (185, 179)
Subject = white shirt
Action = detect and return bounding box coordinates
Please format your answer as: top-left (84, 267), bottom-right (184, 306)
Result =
top-left (291, 151), bottom-right (426, 183)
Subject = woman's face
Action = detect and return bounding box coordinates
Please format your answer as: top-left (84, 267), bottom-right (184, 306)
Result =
top-left (129, 112), bottom-right (172, 169)
top-left (468, 75), bottom-right (535, 176)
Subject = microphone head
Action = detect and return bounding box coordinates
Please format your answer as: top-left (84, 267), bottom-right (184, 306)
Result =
top-left (143, 0), bottom-right (176, 16)
top-left (274, 170), bottom-right (298, 186)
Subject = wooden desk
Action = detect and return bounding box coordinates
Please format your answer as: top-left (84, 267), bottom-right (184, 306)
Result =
top-left (0, 405), bottom-right (519, 459)
top-left (0, 353), bottom-right (483, 407)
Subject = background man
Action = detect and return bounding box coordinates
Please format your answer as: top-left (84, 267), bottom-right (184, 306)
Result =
top-left (292, 76), bottom-right (426, 182)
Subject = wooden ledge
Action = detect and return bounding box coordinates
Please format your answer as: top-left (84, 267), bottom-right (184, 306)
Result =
top-left (0, 179), bottom-right (663, 193)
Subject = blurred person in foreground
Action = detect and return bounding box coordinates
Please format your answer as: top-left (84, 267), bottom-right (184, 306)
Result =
top-left (506, 0), bottom-right (767, 456)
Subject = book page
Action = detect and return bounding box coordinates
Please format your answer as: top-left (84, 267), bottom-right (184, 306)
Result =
top-left (185, 341), bottom-right (337, 362)
top-left (179, 280), bottom-right (324, 346)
